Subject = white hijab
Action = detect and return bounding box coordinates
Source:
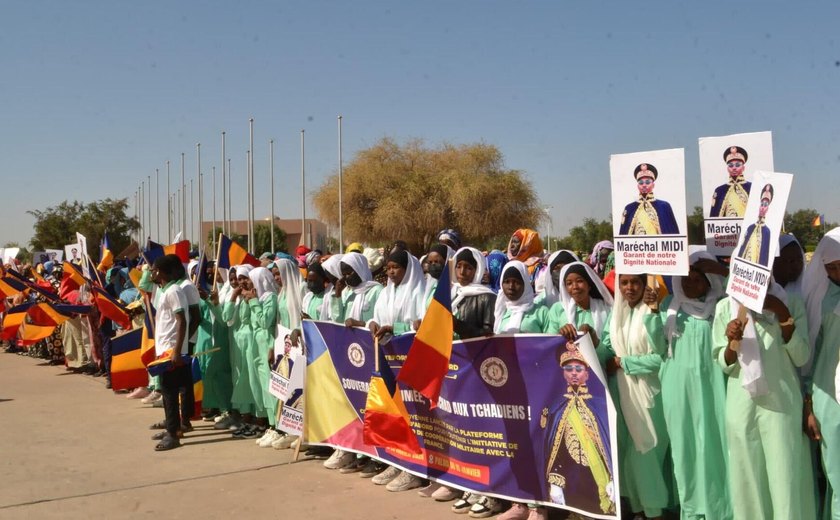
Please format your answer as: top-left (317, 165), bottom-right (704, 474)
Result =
top-left (803, 227), bottom-right (840, 401)
top-left (374, 252), bottom-right (425, 326)
top-left (539, 250), bottom-right (581, 307)
top-left (665, 249), bottom-right (725, 354)
top-left (320, 254), bottom-right (344, 322)
top-left (249, 267), bottom-right (278, 302)
top-left (493, 261), bottom-right (535, 333)
top-left (341, 252), bottom-right (382, 321)
top-left (235, 264), bottom-right (254, 279)
top-left (557, 261), bottom-right (613, 335)
top-left (451, 247), bottom-right (495, 309)
top-left (610, 276), bottom-right (659, 454)
top-left (274, 259), bottom-right (303, 329)
top-left (778, 233), bottom-right (805, 297)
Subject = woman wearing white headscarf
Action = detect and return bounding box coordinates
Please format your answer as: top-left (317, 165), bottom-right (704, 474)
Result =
top-left (713, 265), bottom-right (816, 519)
top-left (534, 250), bottom-right (580, 307)
top-left (451, 247), bottom-right (496, 340)
top-left (658, 250), bottom-right (731, 520)
top-left (333, 252), bottom-right (383, 327)
top-left (774, 233), bottom-right (806, 298)
top-left (494, 260), bottom-right (548, 334)
top-left (247, 267), bottom-right (282, 447)
top-left (803, 227), bottom-right (840, 519)
top-left (369, 249), bottom-right (425, 338)
top-left (547, 262), bottom-right (613, 360)
top-left (600, 273), bottom-right (672, 519)
top-left (226, 264), bottom-right (262, 437)
top-left (321, 254), bottom-right (344, 323)
top-left (421, 244), bottom-right (454, 313)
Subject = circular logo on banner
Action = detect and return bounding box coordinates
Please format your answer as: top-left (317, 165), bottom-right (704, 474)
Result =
top-left (348, 343), bottom-right (365, 367)
top-left (480, 357), bottom-right (508, 387)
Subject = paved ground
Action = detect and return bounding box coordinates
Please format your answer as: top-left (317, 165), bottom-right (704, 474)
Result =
top-left (0, 353), bottom-right (453, 520)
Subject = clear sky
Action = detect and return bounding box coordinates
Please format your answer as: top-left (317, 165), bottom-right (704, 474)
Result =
top-left (2, 1), bottom-right (838, 248)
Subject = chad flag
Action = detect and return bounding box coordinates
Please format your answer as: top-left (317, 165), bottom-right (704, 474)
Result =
top-left (216, 234), bottom-right (260, 269)
top-left (397, 266), bottom-right (453, 408)
top-left (145, 240), bottom-right (191, 264)
top-left (363, 345), bottom-right (421, 454)
top-left (110, 328), bottom-right (148, 391)
top-left (92, 286), bottom-right (132, 330)
top-left (0, 276), bottom-right (27, 298)
top-left (97, 233), bottom-right (114, 272)
top-left (60, 261), bottom-right (88, 299)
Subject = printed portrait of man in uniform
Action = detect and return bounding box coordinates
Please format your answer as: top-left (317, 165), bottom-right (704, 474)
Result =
top-left (737, 183), bottom-right (774, 266)
top-left (541, 342), bottom-right (615, 514)
top-left (710, 146), bottom-right (752, 218)
top-left (618, 163), bottom-right (680, 236)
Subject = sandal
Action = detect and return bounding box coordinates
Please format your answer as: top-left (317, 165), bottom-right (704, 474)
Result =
top-left (154, 434), bottom-right (180, 451)
top-left (149, 421), bottom-right (166, 430)
top-left (152, 430), bottom-right (185, 440)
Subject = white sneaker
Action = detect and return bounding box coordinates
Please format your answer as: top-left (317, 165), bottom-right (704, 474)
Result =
top-left (452, 492), bottom-right (480, 514)
top-left (258, 429), bottom-right (281, 447)
top-left (417, 481), bottom-right (442, 497)
top-left (141, 390), bottom-right (162, 405)
top-left (213, 412), bottom-right (235, 430)
top-left (386, 471), bottom-right (424, 492)
top-left (468, 496), bottom-right (504, 518)
top-left (126, 387), bottom-right (150, 399)
top-left (323, 449), bottom-right (355, 470)
top-left (431, 485), bottom-right (462, 502)
top-left (272, 434), bottom-right (298, 450)
top-left (371, 465), bottom-right (401, 485)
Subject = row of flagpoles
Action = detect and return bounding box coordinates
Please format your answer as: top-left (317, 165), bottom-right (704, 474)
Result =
top-left (132, 116), bottom-right (347, 257)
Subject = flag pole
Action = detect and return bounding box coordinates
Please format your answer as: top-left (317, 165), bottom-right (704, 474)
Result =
top-left (197, 142), bottom-right (203, 254)
top-left (301, 129), bottom-right (306, 247)
top-left (212, 166), bottom-right (217, 256)
top-left (338, 115), bottom-right (343, 250)
top-left (221, 131), bottom-right (227, 236)
top-left (270, 138), bottom-right (275, 253)
top-left (227, 158), bottom-right (232, 241)
top-left (155, 168), bottom-right (160, 242)
top-left (166, 160), bottom-right (171, 242)
top-left (249, 118), bottom-right (255, 254)
top-left (181, 152), bottom-right (186, 240)
top-left (147, 175), bottom-right (151, 243)
top-left (212, 233), bottom-right (224, 288)
top-left (246, 150), bottom-right (252, 252)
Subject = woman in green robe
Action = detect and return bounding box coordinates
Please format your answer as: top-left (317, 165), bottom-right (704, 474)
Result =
top-left (494, 260), bottom-right (549, 334)
top-left (248, 267), bottom-right (279, 446)
top-left (659, 251), bottom-right (731, 519)
top-left (600, 274), bottom-right (673, 520)
top-left (225, 265), bottom-right (261, 438)
top-left (713, 283), bottom-right (816, 520)
top-left (333, 252), bottom-right (383, 326)
top-left (803, 228), bottom-right (840, 519)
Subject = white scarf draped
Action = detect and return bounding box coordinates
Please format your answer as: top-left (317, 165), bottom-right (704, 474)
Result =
top-left (610, 284), bottom-right (659, 454)
top-left (249, 267), bottom-right (278, 302)
top-left (274, 259), bottom-right (303, 329)
top-left (803, 227), bottom-right (840, 402)
top-left (557, 262), bottom-right (613, 335)
top-left (665, 249), bottom-right (724, 355)
top-left (451, 247), bottom-right (495, 311)
top-left (341, 252), bottom-right (382, 321)
top-left (493, 261), bottom-right (535, 333)
top-left (374, 253), bottom-right (425, 326)
top-left (734, 281), bottom-right (789, 398)
top-left (538, 250), bottom-right (580, 307)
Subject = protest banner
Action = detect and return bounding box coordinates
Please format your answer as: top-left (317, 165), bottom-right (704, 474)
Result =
top-left (699, 131), bottom-right (774, 256)
top-left (610, 148), bottom-right (689, 276)
top-left (303, 321), bottom-right (620, 520)
top-left (726, 170), bottom-right (793, 312)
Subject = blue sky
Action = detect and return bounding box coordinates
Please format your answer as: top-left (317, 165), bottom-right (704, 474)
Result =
top-left (2, 1), bottom-right (838, 248)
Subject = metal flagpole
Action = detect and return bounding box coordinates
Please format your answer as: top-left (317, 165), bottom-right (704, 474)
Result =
top-left (227, 158), bottom-right (232, 240)
top-left (246, 150), bottom-right (251, 252)
top-left (248, 118), bottom-right (255, 252)
top-left (141, 181), bottom-right (146, 242)
top-left (155, 168), bottom-right (160, 241)
top-left (301, 129), bottom-right (306, 246)
top-left (270, 138), bottom-right (275, 253)
top-left (189, 178), bottom-right (194, 246)
top-left (338, 115), bottom-right (343, 250)
top-left (166, 160), bottom-right (171, 242)
top-left (221, 131), bottom-right (227, 235)
top-left (147, 174), bottom-right (151, 242)
top-left (181, 152), bottom-right (186, 239)
top-left (212, 166), bottom-right (217, 256)
top-left (197, 143), bottom-right (202, 254)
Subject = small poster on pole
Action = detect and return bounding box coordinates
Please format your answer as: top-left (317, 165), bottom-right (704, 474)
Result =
top-left (725, 171), bottom-right (793, 312)
top-left (610, 148), bottom-right (689, 276)
top-left (699, 131), bottom-right (773, 256)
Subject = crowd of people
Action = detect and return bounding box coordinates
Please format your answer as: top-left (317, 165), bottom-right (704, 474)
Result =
top-left (4, 225), bottom-right (840, 520)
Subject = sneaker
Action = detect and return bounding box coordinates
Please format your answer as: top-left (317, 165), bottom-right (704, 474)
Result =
top-left (202, 411), bottom-right (219, 422)
top-left (213, 413), bottom-right (239, 430)
top-left (526, 507), bottom-right (548, 520)
top-left (431, 485), bottom-right (462, 502)
top-left (468, 496), bottom-right (504, 518)
top-left (141, 390), bottom-right (162, 404)
top-left (152, 397), bottom-right (164, 408)
top-left (339, 456), bottom-right (367, 474)
top-left (323, 449), bottom-right (355, 470)
top-left (417, 481), bottom-right (442, 497)
top-left (371, 465), bottom-right (401, 485)
top-left (452, 492), bottom-right (480, 514)
top-left (232, 425), bottom-right (259, 439)
top-left (497, 503), bottom-right (530, 520)
top-left (290, 437), bottom-right (306, 450)
top-left (271, 434), bottom-right (296, 450)
top-left (385, 471), bottom-right (424, 492)
top-left (126, 387), bottom-right (150, 399)
top-left (258, 429), bottom-right (282, 447)
top-left (359, 459), bottom-right (383, 478)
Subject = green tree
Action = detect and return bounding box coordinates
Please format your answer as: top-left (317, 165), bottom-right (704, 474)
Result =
top-left (687, 206), bottom-right (705, 245)
top-left (313, 138), bottom-right (543, 252)
top-left (784, 209), bottom-right (836, 251)
top-left (253, 223), bottom-right (288, 254)
top-left (554, 217), bottom-right (613, 256)
top-left (28, 198), bottom-right (140, 259)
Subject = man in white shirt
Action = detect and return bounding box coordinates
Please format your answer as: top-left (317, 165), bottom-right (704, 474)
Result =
top-left (151, 254), bottom-right (189, 451)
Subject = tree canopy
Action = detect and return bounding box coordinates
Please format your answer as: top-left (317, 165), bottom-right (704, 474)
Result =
top-left (313, 138), bottom-right (543, 252)
top-left (28, 198), bottom-right (139, 259)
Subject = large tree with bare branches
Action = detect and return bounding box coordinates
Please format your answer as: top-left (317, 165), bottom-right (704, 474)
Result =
top-left (313, 138), bottom-right (543, 252)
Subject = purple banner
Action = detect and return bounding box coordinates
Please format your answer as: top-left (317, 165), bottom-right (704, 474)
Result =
top-left (303, 321), bottom-right (620, 519)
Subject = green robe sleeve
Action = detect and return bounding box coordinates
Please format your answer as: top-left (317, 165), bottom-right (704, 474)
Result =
top-left (712, 298), bottom-right (738, 375)
top-left (620, 312), bottom-right (666, 375)
top-left (782, 295), bottom-right (810, 368)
